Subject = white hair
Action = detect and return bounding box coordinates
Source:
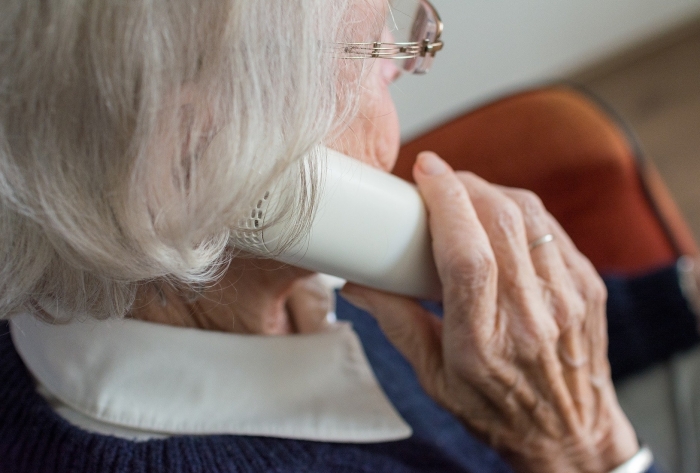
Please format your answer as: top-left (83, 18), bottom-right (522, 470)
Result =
top-left (0, 0), bottom-right (384, 320)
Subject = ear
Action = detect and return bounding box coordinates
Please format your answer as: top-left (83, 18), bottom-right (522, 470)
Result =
top-left (175, 84), bottom-right (215, 163)
top-left (136, 83), bottom-right (216, 229)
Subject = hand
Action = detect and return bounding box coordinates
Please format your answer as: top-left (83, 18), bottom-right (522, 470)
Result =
top-left (341, 152), bottom-right (639, 473)
top-left (132, 258), bottom-right (333, 334)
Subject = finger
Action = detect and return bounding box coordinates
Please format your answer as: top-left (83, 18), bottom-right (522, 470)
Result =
top-left (496, 187), bottom-right (582, 326)
top-left (545, 216), bottom-right (606, 348)
top-left (340, 283), bottom-right (448, 401)
top-left (411, 152), bottom-right (498, 337)
top-left (413, 156), bottom-right (578, 434)
top-left (546, 215), bottom-right (608, 352)
top-left (455, 173), bottom-right (558, 349)
top-left (546, 216), bottom-right (610, 427)
top-left (413, 153), bottom-right (529, 417)
top-left (498, 187), bottom-right (594, 424)
top-left (548, 217), bottom-right (611, 384)
top-left (546, 216), bottom-right (602, 299)
top-left (286, 274), bottom-right (333, 333)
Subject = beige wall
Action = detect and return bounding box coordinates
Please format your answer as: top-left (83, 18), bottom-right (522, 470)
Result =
top-left (393, 0), bottom-right (700, 140)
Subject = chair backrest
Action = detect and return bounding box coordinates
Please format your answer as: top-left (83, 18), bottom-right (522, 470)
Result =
top-left (393, 86), bottom-right (698, 275)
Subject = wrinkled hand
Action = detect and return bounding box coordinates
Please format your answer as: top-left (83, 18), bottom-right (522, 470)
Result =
top-left (133, 259), bottom-right (333, 334)
top-left (341, 152), bottom-right (639, 473)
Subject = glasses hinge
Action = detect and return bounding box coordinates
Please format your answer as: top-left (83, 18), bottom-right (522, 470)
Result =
top-left (421, 39), bottom-right (444, 57)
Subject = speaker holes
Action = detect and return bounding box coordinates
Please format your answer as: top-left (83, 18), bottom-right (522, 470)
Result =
top-left (250, 209), bottom-right (256, 218)
top-left (254, 220), bottom-right (260, 228)
top-left (257, 210), bottom-right (263, 219)
top-left (257, 200), bottom-right (263, 208)
top-left (263, 191), bottom-right (270, 200)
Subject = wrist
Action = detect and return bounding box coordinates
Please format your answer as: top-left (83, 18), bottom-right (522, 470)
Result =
top-left (506, 401), bottom-right (640, 473)
top-left (597, 401), bottom-right (640, 472)
top-left (608, 446), bottom-right (653, 473)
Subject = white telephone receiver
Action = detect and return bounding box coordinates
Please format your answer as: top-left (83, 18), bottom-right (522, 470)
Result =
top-left (232, 147), bottom-right (441, 300)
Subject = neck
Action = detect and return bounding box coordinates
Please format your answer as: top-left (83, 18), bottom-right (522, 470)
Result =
top-left (131, 258), bottom-right (329, 334)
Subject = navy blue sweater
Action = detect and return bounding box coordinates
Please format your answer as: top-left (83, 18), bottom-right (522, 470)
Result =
top-left (1, 265), bottom-right (689, 472)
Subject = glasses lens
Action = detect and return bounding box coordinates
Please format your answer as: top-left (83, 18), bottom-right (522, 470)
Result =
top-left (386, 0), bottom-right (440, 74)
top-left (386, 0), bottom-right (419, 39)
top-left (404, 1), bottom-right (438, 74)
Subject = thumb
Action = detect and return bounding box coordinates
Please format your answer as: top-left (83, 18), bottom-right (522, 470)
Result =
top-left (340, 283), bottom-right (445, 397)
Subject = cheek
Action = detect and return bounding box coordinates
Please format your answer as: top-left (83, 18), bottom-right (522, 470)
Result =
top-left (330, 62), bottom-right (401, 172)
top-left (368, 84), bottom-right (401, 172)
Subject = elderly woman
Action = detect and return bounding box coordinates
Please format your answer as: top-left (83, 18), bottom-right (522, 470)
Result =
top-left (0, 1), bottom-right (666, 472)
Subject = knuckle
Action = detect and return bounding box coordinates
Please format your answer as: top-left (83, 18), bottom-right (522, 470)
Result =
top-left (550, 284), bottom-right (587, 326)
top-left (569, 254), bottom-right (608, 307)
top-left (564, 294), bottom-right (587, 326)
top-left (525, 317), bottom-right (559, 353)
top-left (443, 179), bottom-right (465, 198)
top-left (509, 188), bottom-right (550, 226)
top-left (587, 276), bottom-right (607, 306)
top-left (511, 188), bottom-right (544, 211)
top-left (494, 200), bottom-right (524, 236)
top-left (434, 181), bottom-right (469, 210)
top-left (520, 193), bottom-right (546, 219)
top-left (444, 246), bottom-right (496, 287)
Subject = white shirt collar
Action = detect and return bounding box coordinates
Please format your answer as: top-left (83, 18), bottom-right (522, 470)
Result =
top-left (10, 313), bottom-right (411, 443)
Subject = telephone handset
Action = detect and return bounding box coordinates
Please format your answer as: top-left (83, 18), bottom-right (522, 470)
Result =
top-left (232, 147), bottom-right (441, 300)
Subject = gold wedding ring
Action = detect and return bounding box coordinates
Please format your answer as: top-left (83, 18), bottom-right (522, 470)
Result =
top-left (528, 233), bottom-right (555, 251)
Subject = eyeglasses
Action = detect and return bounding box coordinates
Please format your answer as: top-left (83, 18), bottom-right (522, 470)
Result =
top-left (335, 0), bottom-right (443, 75)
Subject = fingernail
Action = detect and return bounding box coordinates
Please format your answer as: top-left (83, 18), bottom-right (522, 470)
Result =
top-left (417, 152), bottom-right (448, 176)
